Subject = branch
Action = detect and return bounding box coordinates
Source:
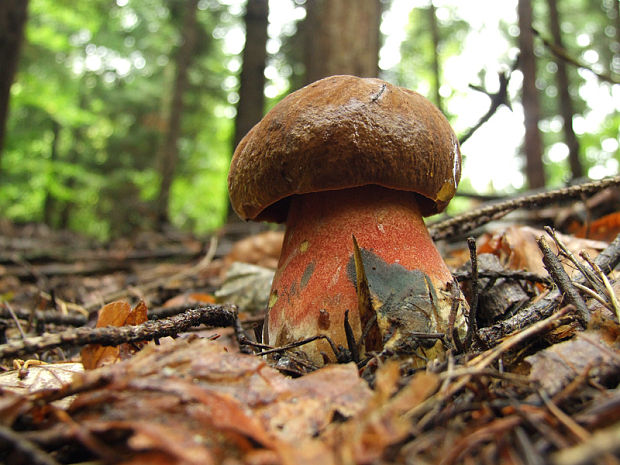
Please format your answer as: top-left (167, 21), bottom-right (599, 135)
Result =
top-left (532, 27), bottom-right (619, 85)
top-left (459, 64), bottom-right (515, 145)
top-left (430, 176), bottom-right (620, 241)
top-left (0, 304), bottom-right (238, 360)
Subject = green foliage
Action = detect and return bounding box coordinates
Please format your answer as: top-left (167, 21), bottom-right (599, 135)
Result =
top-left (532, 0), bottom-right (619, 186)
top-left (2, 0), bottom-right (238, 239)
top-left (2, 0), bottom-right (617, 240)
top-left (394, 2), bottom-right (469, 117)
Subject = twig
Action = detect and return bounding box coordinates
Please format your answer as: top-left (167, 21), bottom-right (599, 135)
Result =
top-left (537, 235), bottom-right (589, 325)
top-left (464, 238), bottom-right (480, 349)
top-left (581, 251), bottom-right (620, 321)
top-left (2, 301), bottom-right (27, 340)
top-left (429, 176), bottom-right (620, 241)
top-left (0, 306), bottom-right (87, 326)
top-left (453, 268), bottom-right (551, 284)
top-left (551, 422), bottom-right (620, 465)
top-left (447, 279), bottom-right (464, 353)
top-left (459, 64), bottom-right (515, 145)
top-left (0, 424), bottom-right (60, 465)
top-left (544, 226), bottom-right (607, 297)
top-left (255, 334), bottom-right (339, 358)
top-left (409, 307), bottom-right (570, 428)
top-left (538, 390), bottom-right (590, 442)
top-left (0, 304), bottom-right (237, 359)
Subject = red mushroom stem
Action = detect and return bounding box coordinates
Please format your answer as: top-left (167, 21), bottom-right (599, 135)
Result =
top-left (264, 185), bottom-right (455, 364)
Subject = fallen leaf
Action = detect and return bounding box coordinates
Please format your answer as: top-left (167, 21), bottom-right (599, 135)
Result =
top-left (81, 300), bottom-right (148, 370)
top-left (525, 329), bottom-right (620, 396)
top-left (63, 338), bottom-right (373, 464)
top-left (0, 362), bottom-right (84, 410)
top-left (477, 225), bottom-right (607, 276)
top-left (569, 211), bottom-right (620, 242)
top-left (215, 262), bottom-right (275, 314)
top-left (222, 230), bottom-right (284, 274)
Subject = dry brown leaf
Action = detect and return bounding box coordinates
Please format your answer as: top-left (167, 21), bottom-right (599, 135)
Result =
top-left (525, 328), bottom-right (620, 396)
top-left (162, 292), bottom-right (216, 307)
top-left (0, 362), bottom-right (84, 410)
top-left (477, 225), bottom-right (607, 276)
top-left (222, 230), bottom-right (284, 275)
top-left (81, 300), bottom-right (148, 370)
top-left (569, 211), bottom-right (620, 242)
top-left (322, 363), bottom-right (440, 464)
top-left (64, 338), bottom-right (374, 464)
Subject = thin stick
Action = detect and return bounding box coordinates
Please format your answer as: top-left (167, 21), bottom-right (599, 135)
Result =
top-left (544, 226), bottom-right (606, 297)
top-left (464, 237), bottom-right (479, 349)
top-left (538, 235), bottom-right (589, 325)
top-left (429, 176), bottom-right (620, 241)
top-left (0, 304), bottom-right (237, 359)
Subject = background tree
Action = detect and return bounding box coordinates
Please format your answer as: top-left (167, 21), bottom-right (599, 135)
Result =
top-left (546, 0), bottom-right (582, 180)
top-left (1, 0), bottom-right (617, 239)
top-left (394, 2), bottom-right (468, 117)
top-left (155, 0), bottom-right (200, 228)
top-left (0, 0), bottom-right (29, 170)
top-left (233, 0), bottom-right (268, 151)
top-left (518, 0), bottom-right (546, 189)
top-left (229, 0), bottom-right (269, 221)
top-left (303, 0), bottom-right (382, 83)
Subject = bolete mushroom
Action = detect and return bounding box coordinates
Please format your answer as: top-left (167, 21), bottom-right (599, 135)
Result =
top-left (228, 75), bottom-right (465, 365)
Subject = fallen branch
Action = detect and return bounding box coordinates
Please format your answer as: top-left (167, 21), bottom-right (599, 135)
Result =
top-left (537, 234), bottom-right (589, 325)
top-left (0, 304), bottom-right (237, 360)
top-left (430, 176), bottom-right (620, 241)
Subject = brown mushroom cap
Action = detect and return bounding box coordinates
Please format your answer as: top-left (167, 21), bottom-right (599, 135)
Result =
top-left (228, 75), bottom-right (461, 223)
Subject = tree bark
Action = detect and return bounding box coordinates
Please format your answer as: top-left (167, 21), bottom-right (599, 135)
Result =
top-left (518, 0), bottom-right (546, 189)
top-left (0, 0), bottom-right (29, 172)
top-left (428, 2), bottom-right (442, 113)
top-left (156, 0), bottom-right (199, 227)
top-left (228, 0), bottom-right (269, 222)
top-left (547, 0), bottom-right (582, 180)
top-left (233, 0), bottom-right (268, 151)
top-left (303, 0), bottom-right (381, 84)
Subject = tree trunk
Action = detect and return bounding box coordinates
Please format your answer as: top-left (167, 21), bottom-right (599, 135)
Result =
top-left (428, 2), bottom-right (443, 113)
top-left (233, 0), bottom-right (268, 151)
top-left (155, 0), bottom-right (199, 228)
top-left (303, 0), bottom-right (381, 84)
top-left (228, 0), bottom-right (269, 222)
top-left (547, 0), bottom-right (582, 180)
top-left (0, 0), bottom-right (29, 172)
top-left (518, 0), bottom-right (546, 189)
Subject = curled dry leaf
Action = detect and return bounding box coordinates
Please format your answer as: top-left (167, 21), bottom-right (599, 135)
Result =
top-left (215, 262), bottom-right (275, 314)
top-left (221, 230), bottom-right (284, 275)
top-left (80, 300), bottom-right (148, 370)
top-left (477, 225), bottom-right (607, 276)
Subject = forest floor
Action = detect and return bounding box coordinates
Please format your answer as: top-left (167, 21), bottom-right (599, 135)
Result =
top-left (1, 178), bottom-right (620, 465)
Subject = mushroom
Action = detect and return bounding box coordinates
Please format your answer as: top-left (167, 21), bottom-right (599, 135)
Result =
top-left (228, 75), bottom-right (465, 365)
